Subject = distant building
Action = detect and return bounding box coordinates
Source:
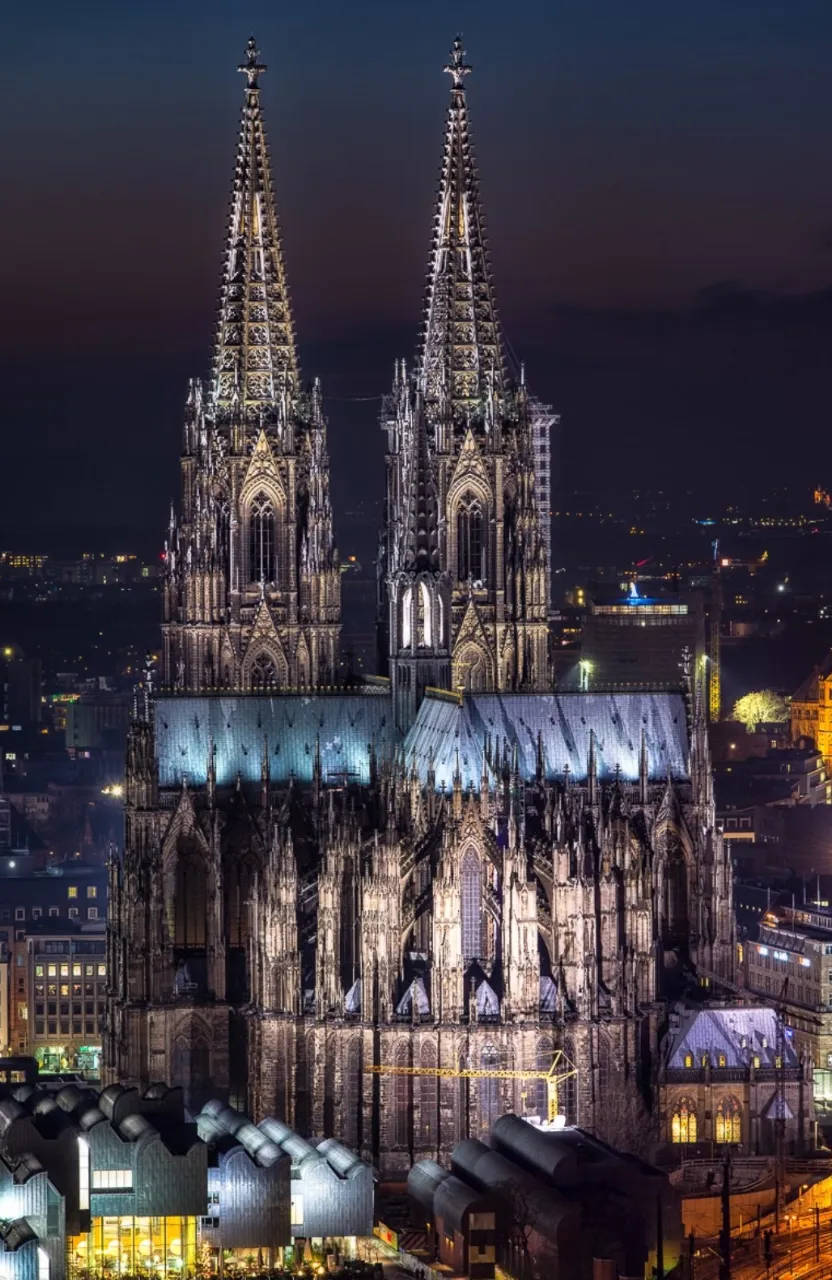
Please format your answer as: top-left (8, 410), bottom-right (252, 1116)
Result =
top-left (64, 692), bottom-right (131, 753)
top-left (659, 1005), bottom-right (813, 1155)
top-left (409, 1115), bottom-right (681, 1280)
top-left (0, 864), bottom-right (108, 1065)
top-left (580, 589), bottom-right (707, 693)
top-left (791, 651), bottom-right (832, 769)
top-left (1, 655), bottom-right (42, 730)
top-left (744, 902), bottom-right (832, 1107)
top-left (715, 747), bottom-right (832, 851)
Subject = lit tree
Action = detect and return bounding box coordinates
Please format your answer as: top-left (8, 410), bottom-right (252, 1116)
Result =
top-left (730, 690), bottom-right (788, 732)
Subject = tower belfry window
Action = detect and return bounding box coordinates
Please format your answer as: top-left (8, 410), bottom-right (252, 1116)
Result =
top-left (249, 494), bottom-right (276, 584)
top-left (418, 581), bottom-right (432, 647)
top-left (457, 494), bottom-right (484, 584)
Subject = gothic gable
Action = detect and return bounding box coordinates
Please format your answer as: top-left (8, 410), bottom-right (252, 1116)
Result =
top-left (448, 428), bottom-right (492, 506)
top-left (160, 785), bottom-right (210, 869)
top-left (242, 600), bottom-right (289, 688)
top-left (452, 599), bottom-right (495, 691)
top-left (240, 429), bottom-right (286, 509)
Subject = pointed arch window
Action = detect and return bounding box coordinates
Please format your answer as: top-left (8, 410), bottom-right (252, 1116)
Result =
top-left (217, 500), bottom-right (231, 581)
top-left (420, 1041), bottom-right (438, 1149)
top-left (418, 581), bottom-right (432, 647)
top-left (249, 494), bottom-right (276, 584)
top-left (457, 494), bottom-right (484, 584)
top-left (343, 1038), bottom-right (361, 1150)
top-left (393, 1041), bottom-right (412, 1149)
top-left (401, 586), bottom-right (413, 649)
top-left (671, 1098), bottom-right (698, 1144)
top-left (174, 847), bottom-right (208, 949)
top-left (479, 1042), bottom-right (501, 1138)
top-left (461, 847), bottom-right (482, 964)
top-left (715, 1098), bottom-right (741, 1144)
top-left (250, 653), bottom-right (279, 690)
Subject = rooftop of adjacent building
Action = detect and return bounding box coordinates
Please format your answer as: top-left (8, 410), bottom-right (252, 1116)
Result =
top-left (663, 1003), bottom-right (800, 1075)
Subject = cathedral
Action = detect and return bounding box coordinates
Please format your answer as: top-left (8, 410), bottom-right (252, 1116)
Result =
top-left (105, 38), bottom-right (735, 1172)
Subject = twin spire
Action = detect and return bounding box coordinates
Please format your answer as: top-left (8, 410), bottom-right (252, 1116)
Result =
top-left (418, 37), bottom-right (506, 421)
top-left (212, 37), bottom-right (298, 417)
top-left (212, 36), bottom-right (504, 424)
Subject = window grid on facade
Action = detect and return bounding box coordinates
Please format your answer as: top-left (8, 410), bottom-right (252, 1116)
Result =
top-left (91, 1169), bottom-right (133, 1189)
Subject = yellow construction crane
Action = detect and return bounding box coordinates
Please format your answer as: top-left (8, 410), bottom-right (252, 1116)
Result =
top-left (366, 1049), bottom-right (576, 1125)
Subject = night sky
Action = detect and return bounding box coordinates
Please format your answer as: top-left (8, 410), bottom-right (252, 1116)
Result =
top-left (2, 0), bottom-right (831, 554)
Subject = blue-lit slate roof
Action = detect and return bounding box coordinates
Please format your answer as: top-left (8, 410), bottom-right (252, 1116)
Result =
top-left (154, 694), bottom-right (395, 789)
top-left (403, 691), bottom-right (690, 791)
top-left (664, 1006), bottom-right (798, 1070)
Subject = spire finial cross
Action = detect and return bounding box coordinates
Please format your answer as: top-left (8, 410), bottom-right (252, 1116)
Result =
top-left (239, 36), bottom-right (267, 89)
top-left (445, 36), bottom-right (471, 89)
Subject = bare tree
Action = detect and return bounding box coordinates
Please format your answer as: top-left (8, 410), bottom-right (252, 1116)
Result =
top-left (591, 1083), bottom-right (659, 1163)
top-left (498, 1179), bottom-right (542, 1280)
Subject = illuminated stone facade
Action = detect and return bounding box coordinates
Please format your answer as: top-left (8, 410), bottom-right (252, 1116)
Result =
top-left (161, 40), bottom-right (340, 697)
top-left (791, 652), bottom-right (832, 770)
top-left (377, 41), bottom-right (548, 731)
top-left (106, 39), bottom-right (734, 1175)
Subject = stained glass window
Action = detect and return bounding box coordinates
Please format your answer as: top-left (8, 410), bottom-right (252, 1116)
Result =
top-left (671, 1099), bottom-right (697, 1144)
top-left (715, 1098), bottom-right (741, 1144)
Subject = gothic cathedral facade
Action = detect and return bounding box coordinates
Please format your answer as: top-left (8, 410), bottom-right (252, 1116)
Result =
top-left (106, 39), bottom-right (735, 1172)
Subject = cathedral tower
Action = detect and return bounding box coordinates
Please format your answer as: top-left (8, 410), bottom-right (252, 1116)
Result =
top-left (162, 40), bottom-right (340, 693)
top-left (380, 39), bottom-right (549, 713)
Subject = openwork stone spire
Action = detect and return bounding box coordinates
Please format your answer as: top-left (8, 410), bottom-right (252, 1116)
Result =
top-left (211, 37), bottom-right (299, 415)
top-left (417, 37), bottom-right (504, 421)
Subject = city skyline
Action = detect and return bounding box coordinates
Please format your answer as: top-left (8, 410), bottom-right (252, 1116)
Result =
top-left (1, 1), bottom-right (831, 549)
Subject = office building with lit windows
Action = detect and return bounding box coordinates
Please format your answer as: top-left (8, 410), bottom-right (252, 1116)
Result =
top-left (0, 858), bottom-right (107, 1064)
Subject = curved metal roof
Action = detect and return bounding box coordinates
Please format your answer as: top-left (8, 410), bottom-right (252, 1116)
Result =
top-left (407, 1159), bottom-right (450, 1211)
top-left (118, 1113), bottom-right (153, 1142)
top-left (491, 1114), bottom-right (579, 1185)
top-left (259, 1116), bottom-right (294, 1146)
top-left (0, 1099), bottom-right (26, 1132)
top-left (316, 1137), bottom-right (361, 1178)
top-left (435, 1175), bottom-right (490, 1234)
